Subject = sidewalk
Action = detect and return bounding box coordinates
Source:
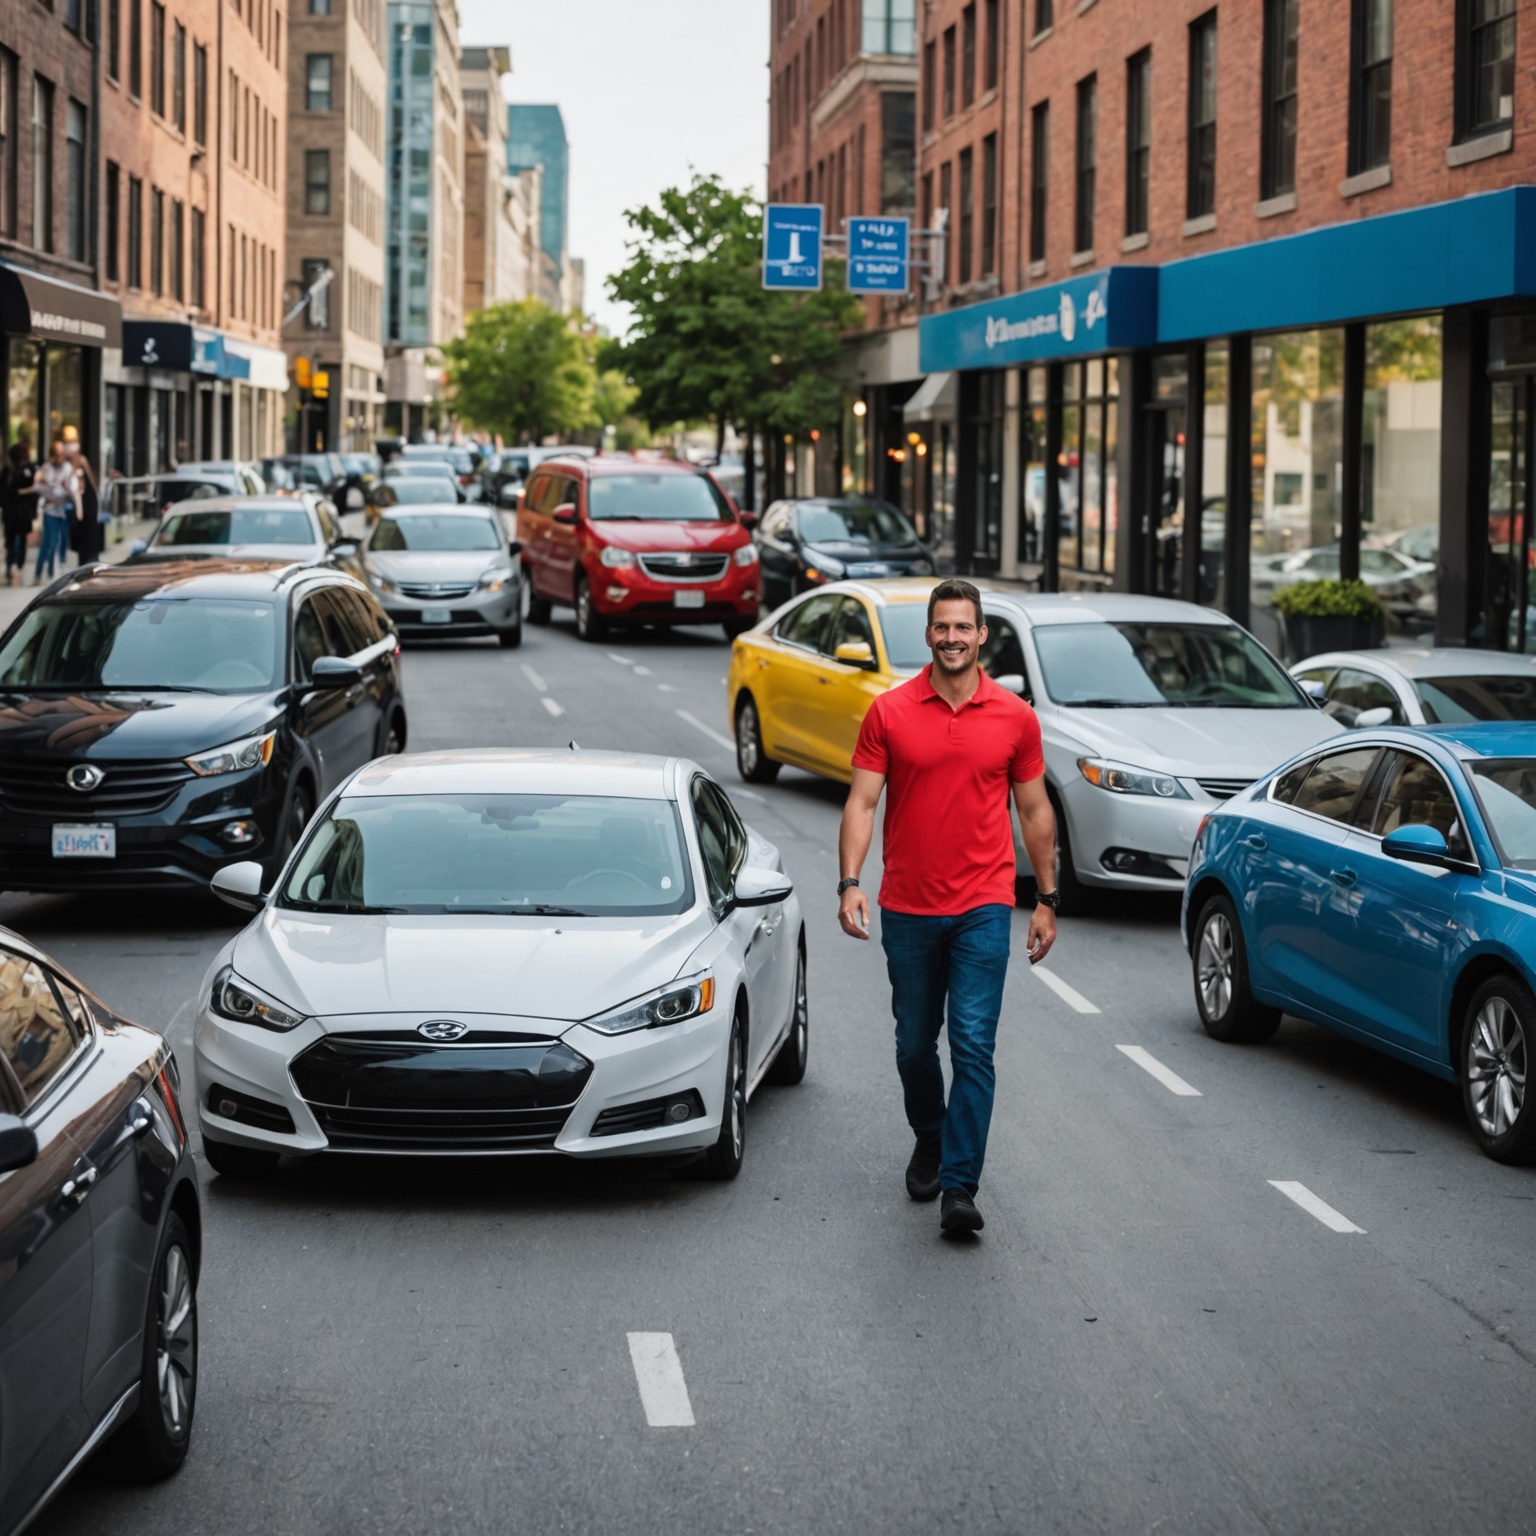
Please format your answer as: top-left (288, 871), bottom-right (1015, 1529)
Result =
top-left (0, 518), bottom-right (159, 631)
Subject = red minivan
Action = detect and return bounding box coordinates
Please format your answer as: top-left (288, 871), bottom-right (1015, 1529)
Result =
top-left (516, 456), bottom-right (761, 641)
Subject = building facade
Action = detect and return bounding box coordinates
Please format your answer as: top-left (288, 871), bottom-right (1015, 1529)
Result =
top-left (506, 103), bottom-right (568, 309)
top-left (462, 45), bottom-right (539, 314)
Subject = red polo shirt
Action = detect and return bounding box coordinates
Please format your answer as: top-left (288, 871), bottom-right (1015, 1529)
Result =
top-left (851, 665), bottom-right (1045, 916)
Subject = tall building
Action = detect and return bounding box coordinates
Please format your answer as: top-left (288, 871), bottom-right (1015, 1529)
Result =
top-left (383, 0), bottom-right (463, 435)
top-left (283, 0), bottom-right (389, 451)
top-left (506, 103), bottom-right (568, 309)
top-left (461, 45), bottom-right (540, 313)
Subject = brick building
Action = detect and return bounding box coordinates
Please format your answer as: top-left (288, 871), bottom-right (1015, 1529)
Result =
top-left (461, 46), bottom-right (541, 315)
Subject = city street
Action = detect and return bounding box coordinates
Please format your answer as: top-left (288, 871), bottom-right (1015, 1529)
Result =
top-left (15, 612), bottom-right (1536, 1536)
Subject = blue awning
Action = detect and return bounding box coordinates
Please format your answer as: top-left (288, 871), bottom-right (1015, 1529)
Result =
top-left (122, 321), bottom-right (250, 380)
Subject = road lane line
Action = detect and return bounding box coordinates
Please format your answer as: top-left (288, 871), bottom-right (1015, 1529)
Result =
top-left (676, 709), bottom-right (735, 751)
top-left (520, 664), bottom-right (547, 693)
top-left (658, 684), bottom-right (680, 693)
top-left (607, 651), bottom-right (635, 667)
top-left (1116, 1044), bottom-right (1201, 1097)
top-left (627, 1333), bottom-right (695, 1427)
top-left (540, 696), bottom-right (565, 718)
top-left (1031, 967), bottom-right (1101, 1014)
top-left (1268, 1181), bottom-right (1365, 1233)
top-left (633, 665), bottom-right (653, 677)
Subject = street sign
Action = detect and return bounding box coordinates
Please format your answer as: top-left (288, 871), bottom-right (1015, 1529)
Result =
top-left (763, 204), bottom-right (824, 291)
top-left (847, 217), bottom-right (910, 294)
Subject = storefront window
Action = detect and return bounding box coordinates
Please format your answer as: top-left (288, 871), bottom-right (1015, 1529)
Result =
top-left (1057, 357), bottom-right (1119, 579)
top-left (968, 371), bottom-right (1004, 570)
top-left (1020, 365), bottom-right (1046, 571)
top-left (1202, 341), bottom-right (1229, 610)
top-left (45, 344), bottom-right (83, 448)
top-left (1486, 377), bottom-right (1530, 653)
top-left (6, 337), bottom-right (41, 455)
top-left (843, 395), bottom-right (868, 496)
top-left (1151, 353), bottom-right (1188, 599)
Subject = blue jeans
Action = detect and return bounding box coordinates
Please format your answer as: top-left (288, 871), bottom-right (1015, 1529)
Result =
top-left (35, 514), bottom-right (69, 578)
top-left (4, 531), bottom-right (26, 574)
top-left (880, 904), bottom-right (1012, 1197)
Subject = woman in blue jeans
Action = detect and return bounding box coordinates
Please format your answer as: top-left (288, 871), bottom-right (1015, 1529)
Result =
top-left (33, 440), bottom-right (77, 583)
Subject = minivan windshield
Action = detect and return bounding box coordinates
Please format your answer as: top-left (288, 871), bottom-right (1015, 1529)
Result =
top-left (0, 597), bottom-right (280, 692)
top-left (280, 793), bottom-right (694, 916)
top-left (588, 473), bottom-right (732, 523)
top-left (370, 514), bottom-right (501, 552)
top-left (154, 506), bottom-right (315, 546)
top-left (798, 500), bottom-right (920, 546)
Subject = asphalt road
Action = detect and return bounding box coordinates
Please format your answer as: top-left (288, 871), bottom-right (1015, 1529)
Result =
top-left (14, 607), bottom-right (1536, 1536)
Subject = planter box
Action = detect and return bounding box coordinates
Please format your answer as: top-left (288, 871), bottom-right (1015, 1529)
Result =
top-left (1282, 613), bottom-right (1384, 659)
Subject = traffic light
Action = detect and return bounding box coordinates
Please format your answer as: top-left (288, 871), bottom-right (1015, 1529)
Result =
top-left (312, 370), bottom-right (330, 401)
top-left (294, 355), bottom-right (312, 391)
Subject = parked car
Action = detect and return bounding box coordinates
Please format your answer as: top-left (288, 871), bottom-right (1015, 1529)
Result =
top-left (0, 929), bottom-right (201, 1531)
top-left (195, 748), bottom-right (806, 1178)
top-left (401, 443), bottom-right (478, 497)
top-left (1292, 647), bottom-right (1536, 727)
top-left (359, 504), bottom-right (522, 647)
top-left (381, 461), bottom-right (466, 503)
top-left (0, 560), bottom-right (405, 894)
top-left (369, 479), bottom-right (466, 512)
top-left (727, 581), bottom-right (1342, 909)
top-left (258, 457), bottom-right (298, 491)
top-left (518, 456), bottom-right (759, 641)
top-left (755, 497), bottom-right (936, 608)
top-left (1184, 722), bottom-right (1536, 1164)
top-left (272, 454), bottom-right (352, 508)
top-left (175, 459), bottom-right (268, 495)
top-left (110, 472), bottom-right (249, 522)
top-left (1256, 544), bottom-right (1436, 628)
top-left (127, 494), bottom-right (357, 569)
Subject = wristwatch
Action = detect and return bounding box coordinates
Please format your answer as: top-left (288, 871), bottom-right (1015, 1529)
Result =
top-left (1034, 889), bottom-right (1060, 911)
top-left (837, 877), bottom-right (861, 895)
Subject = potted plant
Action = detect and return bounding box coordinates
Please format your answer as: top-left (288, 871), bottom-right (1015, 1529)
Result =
top-left (1271, 578), bottom-right (1384, 658)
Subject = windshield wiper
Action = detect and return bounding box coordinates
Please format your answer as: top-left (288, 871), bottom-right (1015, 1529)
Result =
top-left (279, 902), bottom-right (410, 915)
top-left (447, 903), bottom-right (586, 916)
top-left (1069, 698), bottom-right (1166, 708)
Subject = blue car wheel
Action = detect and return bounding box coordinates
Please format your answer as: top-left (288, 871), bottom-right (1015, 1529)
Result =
top-left (1191, 893), bottom-right (1281, 1045)
top-left (1461, 975), bottom-right (1536, 1165)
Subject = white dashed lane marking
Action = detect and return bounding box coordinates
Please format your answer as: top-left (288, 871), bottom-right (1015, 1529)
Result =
top-left (633, 665), bottom-right (653, 677)
top-left (520, 664), bottom-right (547, 693)
top-left (657, 684), bottom-right (680, 693)
top-left (607, 651), bottom-right (635, 667)
top-left (1268, 1181), bottom-right (1366, 1234)
top-left (1116, 1044), bottom-right (1202, 1097)
top-left (627, 1333), bottom-right (695, 1427)
top-left (540, 696), bottom-right (565, 718)
top-left (1031, 966), bottom-right (1101, 1014)
top-left (675, 709), bottom-right (735, 752)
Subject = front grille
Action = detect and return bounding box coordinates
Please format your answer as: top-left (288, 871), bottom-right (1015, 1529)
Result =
top-left (0, 757), bottom-right (195, 817)
top-left (399, 581), bottom-right (476, 600)
top-left (1196, 777), bottom-right (1251, 801)
top-left (310, 1103), bottom-right (573, 1150)
top-left (638, 553), bottom-right (729, 582)
top-left (205, 1081), bottom-right (296, 1135)
top-left (590, 1089), bottom-right (705, 1138)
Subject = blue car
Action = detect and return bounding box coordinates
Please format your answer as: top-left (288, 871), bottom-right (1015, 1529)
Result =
top-left (1182, 723), bottom-right (1536, 1164)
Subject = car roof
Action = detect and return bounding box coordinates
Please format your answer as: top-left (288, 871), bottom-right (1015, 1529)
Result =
top-left (539, 455), bottom-right (701, 479)
top-left (1291, 647), bottom-right (1536, 681)
top-left (343, 748), bottom-right (687, 800)
top-left (828, 577), bottom-right (1236, 626)
top-left (1388, 722), bottom-right (1536, 759)
top-left (35, 557), bottom-right (332, 603)
top-left (379, 502), bottom-right (496, 516)
top-left (157, 495), bottom-right (314, 513)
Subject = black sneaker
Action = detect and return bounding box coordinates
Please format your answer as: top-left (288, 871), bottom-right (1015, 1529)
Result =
top-left (905, 1132), bottom-right (943, 1202)
top-left (940, 1189), bottom-right (985, 1233)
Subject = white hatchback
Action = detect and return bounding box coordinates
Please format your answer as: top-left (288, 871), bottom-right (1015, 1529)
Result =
top-left (194, 749), bottom-right (806, 1180)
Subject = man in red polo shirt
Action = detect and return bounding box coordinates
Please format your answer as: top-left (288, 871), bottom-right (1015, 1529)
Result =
top-left (838, 578), bottom-right (1057, 1235)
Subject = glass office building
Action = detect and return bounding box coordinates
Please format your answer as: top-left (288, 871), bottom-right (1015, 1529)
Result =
top-left (385, 1), bottom-right (436, 348)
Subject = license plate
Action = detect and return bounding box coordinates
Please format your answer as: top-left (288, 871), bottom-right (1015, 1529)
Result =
top-left (421, 607), bottom-right (453, 624)
top-left (53, 823), bottom-right (116, 858)
top-left (673, 590), bottom-right (706, 609)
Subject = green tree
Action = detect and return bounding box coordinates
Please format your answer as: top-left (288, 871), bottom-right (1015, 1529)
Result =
top-left (441, 299), bottom-right (596, 442)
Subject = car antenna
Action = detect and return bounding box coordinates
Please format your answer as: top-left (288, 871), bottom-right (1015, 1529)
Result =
top-left (568, 740), bottom-right (580, 751)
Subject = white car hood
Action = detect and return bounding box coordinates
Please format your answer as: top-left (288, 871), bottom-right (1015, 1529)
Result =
top-left (367, 550), bottom-right (502, 582)
top-left (1048, 705), bottom-right (1343, 778)
top-left (232, 907), bottom-right (713, 1023)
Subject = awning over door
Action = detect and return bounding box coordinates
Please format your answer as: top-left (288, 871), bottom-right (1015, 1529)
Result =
top-left (0, 261), bottom-right (122, 348)
top-left (902, 371), bottom-right (957, 423)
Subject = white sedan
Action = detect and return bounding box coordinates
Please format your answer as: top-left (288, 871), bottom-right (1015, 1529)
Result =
top-left (1291, 646), bottom-right (1536, 727)
top-left (193, 748), bottom-right (807, 1180)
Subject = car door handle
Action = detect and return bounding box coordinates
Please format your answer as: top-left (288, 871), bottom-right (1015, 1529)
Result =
top-left (1244, 835), bottom-right (1268, 852)
top-left (1331, 867), bottom-right (1358, 887)
top-left (59, 1164), bottom-right (98, 1208)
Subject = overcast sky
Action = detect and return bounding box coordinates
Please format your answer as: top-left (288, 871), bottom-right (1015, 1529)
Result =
top-left (457, 0), bottom-right (770, 339)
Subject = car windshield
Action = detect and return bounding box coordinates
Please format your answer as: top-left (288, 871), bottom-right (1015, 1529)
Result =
top-left (408, 449), bottom-right (473, 474)
top-left (798, 501), bottom-right (919, 545)
top-left (588, 473), bottom-right (732, 523)
top-left (1417, 675), bottom-right (1536, 723)
top-left (283, 459), bottom-right (331, 487)
top-left (280, 793), bottom-right (694, 916)
top-left (0, 597), bottom-right (280, 692)
top-left (1469, 760), bottom-right (1536, 867)
top-left (155, 507), bottom-right (315, 546)
top-left (379, 480), bottom-right (455, 506)
top-left (387, 463), bottom-right (455, 479)
top-left (150, 479), bottom-right (228, 507)
top-left (877, 604), bottom-right (940, 671)
top-left (371, 514), bottom-right (501, 553)
top-left (1033, 621), bottom-right (1303, 707)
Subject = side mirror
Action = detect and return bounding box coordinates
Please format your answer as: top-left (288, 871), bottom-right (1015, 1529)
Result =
top-left (738, 509), bottom-right (759, 531)
top-left (507, 539), bottom-right (523, 558)
top-left (834, 640), bottom-right (876, 669)
top-left (130, 539), bottom-right (148, 556)
top-left (1299, 679), bottom-right (1328, 703)
top-left (308, 655), bottom-right (363, 689)
top-left (1381, 823), bottom-right (1454, 869)
top-left (553, 504), bottom-right (577, 526)
top-left (0, 1113), bottom-right (38, 1174)
top-left (211, 859), bottom-right (267, 912)
top-left (1354, 705), bottom-right (1396, 729)
top-left (992, 673), bottom-right (1029, 697)
top-left (733, 866), bottom-right (794, 908)
top-left (330, 539), bottom-right (359, 558)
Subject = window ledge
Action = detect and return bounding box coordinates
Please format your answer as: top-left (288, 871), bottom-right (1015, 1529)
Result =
top-left (1026, 258), bottom-right (1048, 279)
top-left (1255, 191), bottom-right (1297, 220)
top-left (1078, 0), bottom-right (1099, 11)
top-left (1070, 249), bottom-right (1096, 268)
top-left (1028, 26), bottom-right (1052, 49)
top-left (1339, 164), bottom-right (1392, 198)
top-left (1182, 213), bottom-right (1217, 237)
top-left (1120, 231), bottom-right (1149, 252)
top-left (1447, 128), bottom-right (1512, 167)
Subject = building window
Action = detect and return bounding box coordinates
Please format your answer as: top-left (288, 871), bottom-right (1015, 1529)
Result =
top-left (1261, 0), bottom-right (1299, 198)
top-left (984, 0), bottom-right (999, 93)
top-left (106, 0), bottom-right (120, 81)
top-left (922, 39), bottom-right (935, 130)
top-left (1126, 49), bottom-right (1151, 237)
top-left (306, 54), bottom-right (333, 111)
top-left (1029, 101), bottom-right (1048, 264)
top-left (65, 100), bottom-right (85, 262)
top-left (104, 161), bottom-right (119, 281)
top-left (172, 21), bottom-right (185, 130)
top-left (127, 175), bottom-right (141, 287)
top-left (150, 187), bottom-right (163, 294)
top-left (65, 0), bottom-right (83, 36)
top-left (1035, 0), bottom-right (1053, 35)
top-left (1074, 75), bottom-right (1096, 255)
top-left (305, 148), bottom-right (330, 214)
top-left (193, 43), bottom-right (206, 144)
top-left (862, 0), bottom-right (916, 56)
top-left (1059, 359), bottom-right (1120, 576)
top-left (149, 2), bottom-right (165, 116)
top-left (190, 205), bottom-right (204, 308)
top-left (980, 131), bottom-right (997, 276)
top-left (961, 4), bottom-right (976, 108)
top-left (128, 0), bottom-right (142, 97)
top-left (309, 0), bottom-right (331, 11)
top-left (170, 198), bottom-right (183, 300)
top-left (0, 50), bottom-right (15, 241)
top-left (1349, 0), bottom-right (1392, 172)
top-left (939, 159), bottom-right (952, 283)
top-left (1187, 12), bottom-right (1217, 219)
top-left (30, 76), bottom-right (52, 255)
top-left (958, 146), bottom-right (974, 283)
top-left (880, 90), bottom-right (915, 212)
top-left (1459, 0), bottom-right (1515, 138)
top-left (302, 258), bottom-right (330, 329)
top-left (941, 25), bottom-right (956, 117)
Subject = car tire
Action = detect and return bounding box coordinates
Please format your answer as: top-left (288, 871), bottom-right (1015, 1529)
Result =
top-left (734, 695), bottom-right (781, 784)
top-left (1460, 974), bottom-right (1536, 1165)
top-left (525, 570), bottom-right (552, 626)
top-left (702, 1017), bottom-right (746, 1181)
top-left (765, 944), bottom-right (808, 1086)
top-left (1049, 792), bottom-right (1094, 917)
top-left (1192, 894), bottom-right (1281, 1044)
top-left (376, 707), bottom-right (406, 757)
top-left (102, 1211), bottom-right (197, 1481)
top-left (574, 573), bottom-right (607, 642)
top-left (268, 783), bottom-right (313, 885)
top-left (200, 1134), bottom-right (281, 1178)
top-left (497, 618), bottom-right (523, 649)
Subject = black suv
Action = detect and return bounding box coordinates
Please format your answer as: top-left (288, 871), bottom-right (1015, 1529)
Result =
top-left (0, 560), bottom-right (406, 893)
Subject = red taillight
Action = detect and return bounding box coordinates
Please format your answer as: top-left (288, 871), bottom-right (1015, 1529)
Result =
top-left (1196, 814), bottom-right (1211, 844)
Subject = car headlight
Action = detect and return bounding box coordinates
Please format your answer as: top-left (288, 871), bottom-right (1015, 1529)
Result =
top-left (1077, 758), bottom-right (1191, 799)
top-left (366, 568), bottom-right (397, 595)
top-left (478, 564), bottom-right (516, 591)
top-left (599, 547), bottom-right (637, 569)
top-left (583, 973), bottom-right (716, 1036)
top-left (185, 731), bottom-right (276, 777)
top-left (209, 966), bottom-right (310, 1032)
top-left (805, 557), bottom-right (844, 582)
top-left (734, 543), bottom-right (759, 567)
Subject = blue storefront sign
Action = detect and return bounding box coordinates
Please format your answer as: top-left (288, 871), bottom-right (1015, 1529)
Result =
top-left (919, 266), bottom-right (1159, 374)
top-left (847, 217), bottom-right (909, 294)
top-left (763, 204), bottom-right (824, 291)
top-left (122, 321), bottom-right (250, 380)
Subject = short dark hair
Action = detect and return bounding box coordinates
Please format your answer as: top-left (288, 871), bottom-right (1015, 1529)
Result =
top-left (927, 578), bottom-right (984, 628)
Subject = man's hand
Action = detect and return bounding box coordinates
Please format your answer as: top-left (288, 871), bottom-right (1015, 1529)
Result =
top-left (839, 885), bottom-right (871, 939)
top-left (1025, 904), bottom-right (1057, 965)
top-left (837, 768), bottom-right (884, 941)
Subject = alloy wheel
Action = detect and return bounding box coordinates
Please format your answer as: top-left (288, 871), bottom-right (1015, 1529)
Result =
top-left (791, 953), bottom-right (808, 1065)
top-left (1197, 912), bottom-right (1235, 1021)
top-left (156, 1243), bottom-right (196, 1439)
top-left (728, 1030), bottom-right (745, 1160)
top-left (1468, 996), bottom-right (1528, 1140)
top-left (738, 702), bottom-right (760, 776)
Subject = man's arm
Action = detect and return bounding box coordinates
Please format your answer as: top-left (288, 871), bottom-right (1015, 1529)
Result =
top-left (838, 766), bottom-right (885, 939)
top-left (1012, 774), bottom-right (1058, 965)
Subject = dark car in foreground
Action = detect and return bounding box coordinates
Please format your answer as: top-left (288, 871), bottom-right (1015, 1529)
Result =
top-left (755, 497), bottom-right (935, 609)
top-left (0, 929), bottom-right (200, 1534)
top-left (1184, 722), bottom-right (1536, 1163)
top-left (0, 560), bottom-right (405, 894)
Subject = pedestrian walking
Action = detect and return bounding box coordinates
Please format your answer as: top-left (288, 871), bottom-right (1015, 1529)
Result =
top-left (1, 439), bottom-right (38, 585)
top-left (61, 427), bottom-right (105, 564)
top-left (837, 578), bottom-right (1058, 1236)
top-left (33, 440), bottom-right (78, 583)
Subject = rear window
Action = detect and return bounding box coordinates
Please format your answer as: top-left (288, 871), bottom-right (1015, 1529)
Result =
top-left (156, 506), bottom-right (314, 546)
top-left (588, 473), bottom-right (732, 523)
top-left (371, 514), bottom-right (501, 552)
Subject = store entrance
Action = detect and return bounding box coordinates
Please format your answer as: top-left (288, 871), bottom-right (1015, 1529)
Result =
top-left (1487, 375), bottom-right (1534, 652)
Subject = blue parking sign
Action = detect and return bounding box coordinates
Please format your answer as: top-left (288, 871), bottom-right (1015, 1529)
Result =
top-left (763, 204), bottom-right (824, 291)
top-left (847, 217), bottom-right (909, 294)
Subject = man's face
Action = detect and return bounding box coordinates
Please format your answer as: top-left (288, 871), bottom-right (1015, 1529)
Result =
top-left (926, 599), bottom-right (986, 676)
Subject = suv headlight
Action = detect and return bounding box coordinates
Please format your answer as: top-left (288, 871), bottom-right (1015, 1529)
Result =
top-left (209, 966), bottom-right (310, 1032)
top-left (599, 547), bottom-right (637, 569)
top-left (186, 731), bottom-right (276, 777)
top-left (583, 973), bottom-right (716, 1036)
top-left (733, 543), bottom-right (759, 567)
top-left (478, 565), bottom-right (516, 591)
top-left (1077, 758), bottom-right (1191, 799)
